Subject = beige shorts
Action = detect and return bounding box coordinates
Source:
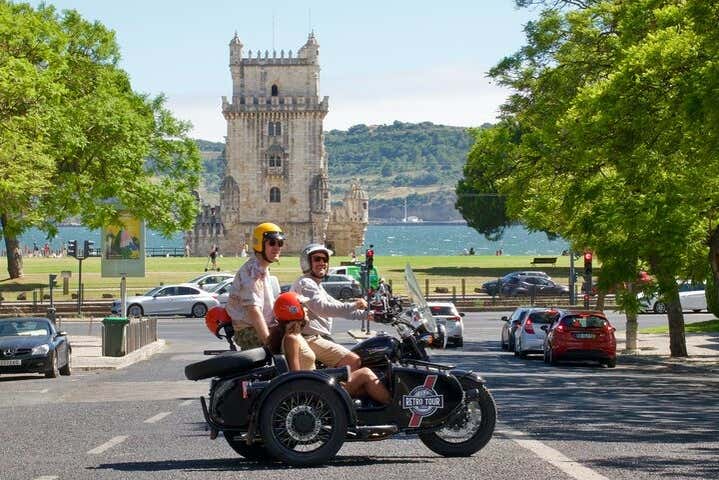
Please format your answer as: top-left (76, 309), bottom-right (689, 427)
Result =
top-left (304, 336), bottom-right (350, 367)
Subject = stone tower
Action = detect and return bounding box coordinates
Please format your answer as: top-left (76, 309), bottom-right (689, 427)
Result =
top-left (188, 32), bottom-right (368, 256)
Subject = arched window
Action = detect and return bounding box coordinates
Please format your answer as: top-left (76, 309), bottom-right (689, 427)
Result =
top-left (271, 84), bottom-right (279, 96)
top-left (269, 187), bottom-right (281, 203)
top-left (268, 121), bottom-right (281, 136)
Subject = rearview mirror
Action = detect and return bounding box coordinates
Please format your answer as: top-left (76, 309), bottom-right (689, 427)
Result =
top-left (540, 325), bottom-right (549, 332)
top-left (459, 312), bottom-right (465, 317)
top-left (500, 316), bottom-right (508, 321)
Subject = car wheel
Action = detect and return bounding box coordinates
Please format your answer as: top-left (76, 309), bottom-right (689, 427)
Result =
top-left (338, 287), bottom-right (352, 300)
top-left (259, 379), bottom-right (347, 466)
top-left (543, 349), bottom-right (549, 364)
top-left (45, 353), bottom-right (59, 378)
top-left (692, 309), bottom-right (701, 313)
top-left (192, 303), bottom-right (209, 318)
top-left (653, 302), bottom-right (667, 314)
top-left (224, 433), bottom-right (270, 461)
top-left (453, 338), bottom-right (464, 348)
top-left (605, 359), bottom-right (617, 368)
top-left (508, 335), bottom-right (515, 352)
top-left (127, 304), bottom-right (143, 318)
top-left (59, 350), bottom-right (72, 376)
top-left (548, 348), bottom-right (558, 366)
top-left (500, 338), bottom-right (507, 351)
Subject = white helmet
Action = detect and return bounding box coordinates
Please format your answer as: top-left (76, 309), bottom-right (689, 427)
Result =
top-left (300, 243), bottom-right (333, 274)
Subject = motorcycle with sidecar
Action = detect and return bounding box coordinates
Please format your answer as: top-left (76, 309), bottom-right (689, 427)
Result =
top-left (185, 265), bottom-right (496, 466)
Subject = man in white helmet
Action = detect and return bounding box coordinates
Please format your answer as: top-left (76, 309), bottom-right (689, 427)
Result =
top-left (226, 222), bottom-right (285, 350)
top-left (291, 243), bottom-right (368, 370)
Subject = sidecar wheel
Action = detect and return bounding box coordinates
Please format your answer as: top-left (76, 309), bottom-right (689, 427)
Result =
top-left (259, 380), bottom-right (347, 466)
top-left (419, 383), bottom-right (496, 457)
top-left (224, 433), bottom-right (270, 461)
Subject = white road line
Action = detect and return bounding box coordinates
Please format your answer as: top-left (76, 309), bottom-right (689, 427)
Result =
top-left (87, 435), bottom-right (128, 455)
top-left (499, 428), bottom-right (610, 480)
top-left (144, 411), bottom-right (172, 424)
top-left (33, 476), bottom-right (59, 480)
top-left (180, 399), bottom-right (194, 407)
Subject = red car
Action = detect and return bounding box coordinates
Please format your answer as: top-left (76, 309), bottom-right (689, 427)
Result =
top-left (542, 310), bottom-right (617, 368)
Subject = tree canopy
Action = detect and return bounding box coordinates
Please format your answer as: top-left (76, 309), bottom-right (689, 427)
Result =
top-left (457, 0), bottom-right (719, 356)
top-left (0, 1), bottom-right (201, 277)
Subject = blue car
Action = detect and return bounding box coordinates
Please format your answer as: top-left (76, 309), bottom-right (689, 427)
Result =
top-left (0, 317), bottom-right (71, 378)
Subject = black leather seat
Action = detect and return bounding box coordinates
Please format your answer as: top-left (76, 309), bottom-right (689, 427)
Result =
top-left (185, 347), bottom-right (271, 381)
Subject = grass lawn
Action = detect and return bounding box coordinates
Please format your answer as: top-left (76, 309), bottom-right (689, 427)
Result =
top-left (0, 254), bottom-right (584, 301)
top-left (640, 319), bottom-right (719, 334)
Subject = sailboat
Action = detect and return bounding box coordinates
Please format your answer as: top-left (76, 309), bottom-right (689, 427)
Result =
top-left (402, 198), bottom-right (423, 223)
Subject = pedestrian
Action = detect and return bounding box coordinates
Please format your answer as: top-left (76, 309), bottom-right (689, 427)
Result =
top-left (269, 292), bottom-right (390, 404)
top-left (225, 223), bottom-right (285, 350)
top-left (185, 244), bottom-right (191, 257)
top-left (209, 244), bottom-right (218, 270)
top-left (291, 243), bottom-right (369, 370)
top-left (33, 242), bottom-right (39, 257)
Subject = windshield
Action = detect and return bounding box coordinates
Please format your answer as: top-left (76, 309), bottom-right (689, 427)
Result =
top-left (144, 287), bottom-right (162, 296)
top-left (0, 320), bottom-right (50, 337)
top-left (404, 264), bottom-right (437, 333)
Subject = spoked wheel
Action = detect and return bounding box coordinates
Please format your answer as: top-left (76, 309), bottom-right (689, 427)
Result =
top-left (259, 380), bottom-right (347, 466)
top-left (224, 432), bottom-right (270, 461)
top-left (419, 381), bottom-right (496, 457)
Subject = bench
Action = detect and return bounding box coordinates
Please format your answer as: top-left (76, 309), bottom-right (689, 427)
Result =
top-left (530, 257), bottom-right (557, 266)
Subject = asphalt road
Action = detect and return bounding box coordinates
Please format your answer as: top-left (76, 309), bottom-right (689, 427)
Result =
top-left (1, 312), bottom-right (717, 480)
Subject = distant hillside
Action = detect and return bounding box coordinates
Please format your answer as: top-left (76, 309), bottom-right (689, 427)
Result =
top-left (195, 121), bottom-right (482, 220)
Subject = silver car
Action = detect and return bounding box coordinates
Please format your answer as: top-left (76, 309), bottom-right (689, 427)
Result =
top-left (111, 284), bottom-right (220, 318)
top-left (513, 308), bottom-right (560, 358)
top-left (207, 278), bottom-right (233, 306)
top-left (322, 274), bottom-right (364, 300)
top-left (186, 272), bottom-right (235, 291)
top-left (427, 301), bottom-right (465, 348)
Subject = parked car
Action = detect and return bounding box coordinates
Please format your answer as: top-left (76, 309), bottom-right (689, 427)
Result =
top-left (321, 274), bottom-right (364, 300)
top-left (427, 301), bottom-right (465, 347)
top-left (502, 277), bottom-right (570, 297)
top-left (0, 317), bottom-right (71, 378)
top-left (186, 272), bottom-right (234, 291)
top-left (500, 306), bottom-right (532, 351)
top-left (640, 282), bottom-right (706, 314)
top-left (207, 278), bottom-right (233, 306)
top-left (482, 271), bottom-right (551, 295)
top-left (513, 308), bottom-right (559, 358)
top-left (543, 310), bottom-right (617, 367)
top-left (111, 284), bottom-right (221, 318)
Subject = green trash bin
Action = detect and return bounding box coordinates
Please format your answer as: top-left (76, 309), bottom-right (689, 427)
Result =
top-left (102, 317), bottom-right (129, 357)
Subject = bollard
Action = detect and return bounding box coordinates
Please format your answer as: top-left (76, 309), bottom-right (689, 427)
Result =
top-left (452, 286), bottom-right (456, 303)
top-left (425, 279), bottom-right (430, 300)
top-left (461, 279), bottom-right (466, 299)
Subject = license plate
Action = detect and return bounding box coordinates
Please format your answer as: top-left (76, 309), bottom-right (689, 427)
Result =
top-left (0, 359), bottom-right (21, 366)
top-left (574, 333), bottom-right (594, 339)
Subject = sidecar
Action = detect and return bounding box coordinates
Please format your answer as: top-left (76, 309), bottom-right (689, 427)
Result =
top-left (185, 347), bottom-right (492, 466)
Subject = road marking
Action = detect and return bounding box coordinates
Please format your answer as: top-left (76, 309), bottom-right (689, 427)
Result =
top-left (87, 435), bottom-right (128, 454)
top-left (144, 411), bottom-right (172, 424)
top-left (180, 399), bottom-right (194, 407)
top-left (499, 428), bottom-right (609, 480)
top-left (33, 476), bottom-right (58, 480)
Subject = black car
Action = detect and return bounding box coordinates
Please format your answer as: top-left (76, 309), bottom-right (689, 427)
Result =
top-left (500, 307), bottom-right (532, 351)
top-left (483, 271), bottom-right (551, 296)
top-left (502, 277), bottom-right (570, 297)
top-left (0, 317), bottom-right (71, 378)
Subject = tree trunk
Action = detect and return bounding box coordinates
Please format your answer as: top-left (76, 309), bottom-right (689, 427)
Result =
top-left (1, 213), bottom-right (23, 279)
top-left (624, 281), bottom-right (638, 351)
top-left (650, 261), bottom-right (687, 358)
top-left (708, 226), bottom-right (719, 307)
top-left (596, 290), bottom-right (606, 310)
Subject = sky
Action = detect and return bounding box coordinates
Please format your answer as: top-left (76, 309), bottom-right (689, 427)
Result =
top-left (29, 1), bottom-right (538, 141)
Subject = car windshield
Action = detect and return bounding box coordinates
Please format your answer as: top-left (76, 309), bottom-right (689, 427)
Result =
top-left (429, 306), bottom-right (456, 316)
top-left (404, 264), bottom-right (437, 334)
top-left (0, 320), bottom-right (50, 337)
top-left (562, 315), bottom-right (607, 328)
top-left (208, 280), bottom-right (232, 293)
top-left (528, 311), bottom-right (558, 324)
top-left (144, 287), bottom-right (162, 296)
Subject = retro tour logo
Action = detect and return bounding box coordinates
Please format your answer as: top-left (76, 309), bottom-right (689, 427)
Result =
top-left (403, 375), bottom-right (444, 427)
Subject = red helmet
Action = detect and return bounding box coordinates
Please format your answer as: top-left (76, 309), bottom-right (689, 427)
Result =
top-left (273, 292), bottom-right (305, 323)
top-left (205, 306), bottom-right (231, 337)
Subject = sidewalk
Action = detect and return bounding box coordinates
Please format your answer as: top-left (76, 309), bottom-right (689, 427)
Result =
top-left (616, 331), bottom-right (719, 372)
top-left (70, 335), bottom-right (166, 370)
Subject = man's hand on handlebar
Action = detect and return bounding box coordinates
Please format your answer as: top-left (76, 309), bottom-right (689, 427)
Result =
top-left (354, 298), bottom-right (368, 310)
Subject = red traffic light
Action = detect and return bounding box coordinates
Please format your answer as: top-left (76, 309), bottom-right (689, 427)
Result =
top-left (584, 252), bottom-right (593, 262)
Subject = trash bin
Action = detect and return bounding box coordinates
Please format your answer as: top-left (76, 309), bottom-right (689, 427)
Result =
top-left (102, 317), bottom-right (129, 357)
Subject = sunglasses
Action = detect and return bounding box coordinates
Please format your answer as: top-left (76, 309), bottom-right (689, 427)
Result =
top-left (266, 239), bottom-right (284, 247)
top-left (311, 256), bottom-right (329, 263)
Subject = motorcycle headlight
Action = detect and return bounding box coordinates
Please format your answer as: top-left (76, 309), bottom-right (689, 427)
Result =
top-left (32, 344), bottom-right (50, 355)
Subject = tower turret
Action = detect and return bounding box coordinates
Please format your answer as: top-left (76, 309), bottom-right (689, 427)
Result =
top-left (298, 32), bottom-right (320, 63)
top-left (229, 31), bottom-right (243, 64)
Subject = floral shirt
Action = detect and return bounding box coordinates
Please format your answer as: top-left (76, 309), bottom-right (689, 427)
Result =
top-left (226, 257), bottom-right (278, 330)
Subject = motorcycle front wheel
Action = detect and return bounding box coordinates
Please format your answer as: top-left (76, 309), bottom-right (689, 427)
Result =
top-left (419, 382), bottom-right (496, 457)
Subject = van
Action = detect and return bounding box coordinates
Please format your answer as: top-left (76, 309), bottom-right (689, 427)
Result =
top-left (328, 264), bottom-right (379, 289)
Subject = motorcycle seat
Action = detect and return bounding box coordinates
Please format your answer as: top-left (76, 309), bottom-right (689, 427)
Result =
top-left (185, 347), bottom-right (272, 380)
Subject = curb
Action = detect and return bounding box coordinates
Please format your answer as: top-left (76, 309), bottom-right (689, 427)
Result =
top-left (73, 339), bottom-right (166, 371)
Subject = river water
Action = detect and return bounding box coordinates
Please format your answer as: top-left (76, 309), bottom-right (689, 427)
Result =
top-left (15, 223), bottom-right (567, 257)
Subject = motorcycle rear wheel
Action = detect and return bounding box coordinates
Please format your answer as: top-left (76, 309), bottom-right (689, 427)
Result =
top-left (419, 382), bottom-right (496, 457)
top-left (224, 433), bottom-right (270, 461)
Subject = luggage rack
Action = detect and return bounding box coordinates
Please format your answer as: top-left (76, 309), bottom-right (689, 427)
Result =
top-left (399, 358), bottom-right (454, 371)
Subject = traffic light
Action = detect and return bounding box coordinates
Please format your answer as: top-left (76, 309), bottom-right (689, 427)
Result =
top-left (583, 251), bottom-right (593, 276)
top-left (67, 240), bottom-right (77, 258)
top-left (83, 240), bottom-right (95, 257)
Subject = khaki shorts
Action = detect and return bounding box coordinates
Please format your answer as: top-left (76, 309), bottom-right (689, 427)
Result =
top-left (305, 336), bottom-right (350, 367)
top-left (233, 327), bottom-right (263, 351)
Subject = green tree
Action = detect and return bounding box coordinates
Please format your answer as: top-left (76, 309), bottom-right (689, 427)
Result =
top-left (0, 2), bottom-right (200, 278)
top-left (459, 0), bottom-right (719, 356)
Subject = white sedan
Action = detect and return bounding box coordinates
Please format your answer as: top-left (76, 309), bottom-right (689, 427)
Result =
top-left (111, 284), bottom-right (220, 318)
top-left (427, 301), bottom-right (465, 348)
top-left (640, 282), bottom-right (706, 314)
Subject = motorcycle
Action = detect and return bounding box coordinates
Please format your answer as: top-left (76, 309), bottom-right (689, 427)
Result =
top-left (184, 264), bottom-right (496, 466)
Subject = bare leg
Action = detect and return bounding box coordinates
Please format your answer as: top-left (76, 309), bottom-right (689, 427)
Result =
top-left (335, 352), bottom-right (361, 371)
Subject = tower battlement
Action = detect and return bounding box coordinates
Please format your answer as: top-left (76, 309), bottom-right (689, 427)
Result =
top-left (222, 95), bottom-right (329, 115)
